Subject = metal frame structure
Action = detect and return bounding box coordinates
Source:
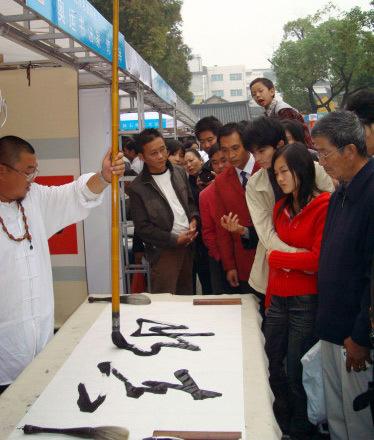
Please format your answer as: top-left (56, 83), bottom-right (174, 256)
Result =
top-left (0, 0), bottom-right (198, 129)
top-left (118, 177), bottom-right (151, 295)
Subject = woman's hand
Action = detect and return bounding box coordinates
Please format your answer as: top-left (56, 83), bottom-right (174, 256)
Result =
top-left (296, 247), bottom-right (309, 253)
top-left (220, 212), bottom-right (246, 235)
top-left (265, 249), bottom-right (273, 261)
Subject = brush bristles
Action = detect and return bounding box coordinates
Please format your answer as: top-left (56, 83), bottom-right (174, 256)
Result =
top-left (92, 426), bottom-right (129, 440)
top-left (123, 294), bottom-right (151, 305)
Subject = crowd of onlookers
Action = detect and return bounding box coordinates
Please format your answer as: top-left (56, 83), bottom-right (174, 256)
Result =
top-left (122, 80), bottom-right (374, 440)
top-left (1, 77), bottom-right (373, 440)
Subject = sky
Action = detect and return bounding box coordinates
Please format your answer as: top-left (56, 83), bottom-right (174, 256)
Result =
top-left (181, 0), bottom-right (372, 69)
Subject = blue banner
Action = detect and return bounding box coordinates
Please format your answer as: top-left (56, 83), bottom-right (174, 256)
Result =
top-left (151, 68), bottom-right (172, 105)
top-left (26, 0), bottom-right (126, 69)
top-left (120, 119), bottom-right (166, 131)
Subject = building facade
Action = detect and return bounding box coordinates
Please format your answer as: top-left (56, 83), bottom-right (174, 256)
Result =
top-left (189, 55), bottom-right (275, 113)
top-left (206, 64), bottom-right (247, 103)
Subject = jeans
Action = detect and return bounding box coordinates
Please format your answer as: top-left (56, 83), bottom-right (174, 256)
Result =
top-left (264, 294), bottom-right (318, 439)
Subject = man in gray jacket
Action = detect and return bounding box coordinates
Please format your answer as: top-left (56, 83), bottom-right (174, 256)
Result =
top-left (128, 129), bottom-right (199, 295)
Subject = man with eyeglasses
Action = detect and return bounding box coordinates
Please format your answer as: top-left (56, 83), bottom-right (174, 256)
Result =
top-left (0, 135), bottom-right (125, 393)
top-left (312, 111), bottom-right (374, 440)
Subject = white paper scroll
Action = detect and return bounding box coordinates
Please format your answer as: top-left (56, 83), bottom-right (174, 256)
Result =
top-left (9, 302), bottom-right (245, 440)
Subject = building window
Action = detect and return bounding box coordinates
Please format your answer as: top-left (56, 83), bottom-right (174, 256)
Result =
top-left (230, 73), bottom-right (242, 81)
top-left (230, 89), bottom-right (243, 97)
top-left (212, 90), bottom-right (224, 98)
top-left (211, 74), bottom-right (223, 82)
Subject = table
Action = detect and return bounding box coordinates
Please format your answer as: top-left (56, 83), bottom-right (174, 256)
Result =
top-left (0, 294), bottom-right (281, 440)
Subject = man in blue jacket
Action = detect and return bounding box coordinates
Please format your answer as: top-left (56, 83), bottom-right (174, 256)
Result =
top-left (312, 111), bottom-right (374, 440)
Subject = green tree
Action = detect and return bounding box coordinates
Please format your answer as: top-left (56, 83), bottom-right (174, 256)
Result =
top-left (89, 0), bottom-right (193, 103)
top-left (271, 4), bottom-right (374, 113)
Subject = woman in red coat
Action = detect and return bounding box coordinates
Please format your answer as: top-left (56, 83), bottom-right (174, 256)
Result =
top-left (264, 143), bottom-right (330, 440)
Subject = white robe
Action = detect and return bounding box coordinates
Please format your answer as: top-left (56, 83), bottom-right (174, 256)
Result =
top-left (0, 174), bottom-right (103, 385)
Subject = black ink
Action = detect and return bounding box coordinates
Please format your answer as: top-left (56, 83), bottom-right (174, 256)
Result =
top-left (143, 369), bottom-right (222, 400)
top-left (105, 364), bottom-right (222, 401)
top-left (77, 383), bottom-right (106, 413)
top-left (111, 330), bottom-right (201, 356)
top-left (131, 318), bottom-right (214, 340)
top-left (111, 318), bottom-right (215, 356)
top-left (112, 318), bottom-right (215, 355)
top-left (112, 368), bottom-right (168, 398)
top-left (97, 361), bottom-right (111, 376)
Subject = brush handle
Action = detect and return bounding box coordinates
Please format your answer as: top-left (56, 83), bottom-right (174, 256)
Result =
top-left (23, 425), bottom-right (93, 438)
top-left (88, 296), bottom-right (112, 303)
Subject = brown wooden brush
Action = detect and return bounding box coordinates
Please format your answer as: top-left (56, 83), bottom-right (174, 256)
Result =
top-left (23, 424), bottom-right (129, 440)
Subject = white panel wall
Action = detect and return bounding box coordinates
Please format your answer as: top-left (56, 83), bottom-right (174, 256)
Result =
top-left (79, 87), bottom-right (114, 295)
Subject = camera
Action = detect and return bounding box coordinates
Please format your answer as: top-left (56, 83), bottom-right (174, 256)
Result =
top-left (198, 169), bottom-right (215, 184)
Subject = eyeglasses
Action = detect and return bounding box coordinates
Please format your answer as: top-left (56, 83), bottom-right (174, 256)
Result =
top-left (315, 147), bottom-right (344, 160)
top-left (1, 162), bottom-right (39, 182)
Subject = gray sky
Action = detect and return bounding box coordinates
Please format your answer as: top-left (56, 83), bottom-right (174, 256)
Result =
top-left (181, 0), bottom-right (372, 69)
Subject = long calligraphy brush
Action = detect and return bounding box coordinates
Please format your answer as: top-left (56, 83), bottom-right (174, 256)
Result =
top-left (23, 424), bottom-right (129, 440)
top-left (109, 0), bottom-right (127, 350)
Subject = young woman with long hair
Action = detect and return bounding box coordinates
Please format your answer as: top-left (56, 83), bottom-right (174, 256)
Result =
top-left (264, 143), bottom-right (330, 440)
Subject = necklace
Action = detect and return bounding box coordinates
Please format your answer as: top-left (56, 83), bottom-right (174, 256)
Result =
top-left (0, 201), bottom-right (33, 249)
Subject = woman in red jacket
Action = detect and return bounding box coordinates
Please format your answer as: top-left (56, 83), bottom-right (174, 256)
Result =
top-left (264, 143), bottom-right (330, 440)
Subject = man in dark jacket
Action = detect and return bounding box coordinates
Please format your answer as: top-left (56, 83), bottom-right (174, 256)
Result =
top-left (312, 110), bottom-right (374, 440)
top-left (128, 129), bottom-right (199, 295)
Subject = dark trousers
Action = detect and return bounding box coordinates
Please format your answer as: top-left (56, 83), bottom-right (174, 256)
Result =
top-left (151, 246), bottom-right (193, 295)
top-left (228, 280), bottom-right (251, 294)
top-left (249, 285), bottom-right (266, 319)
top-left (208, 257), bottom-right (235, 295)
top-left (263, 294), bottom-right (318, 439)
top-left (193, 236), bottom-right (212, 295)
